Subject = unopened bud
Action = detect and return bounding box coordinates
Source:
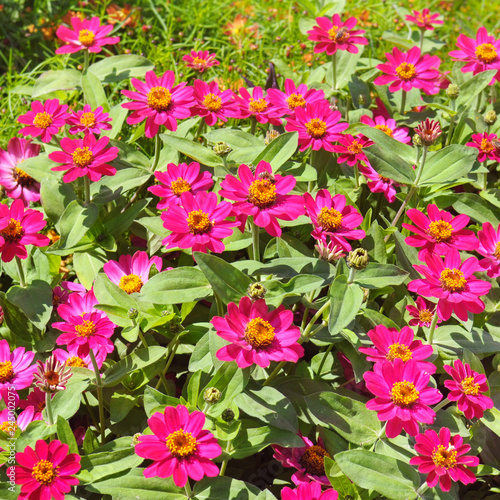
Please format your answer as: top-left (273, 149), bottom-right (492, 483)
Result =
top-left (213, 141), bottom-right (232, 157)
top-left (265, 129), bottom-right (280, 145)
top-left (445, 83), bottom-right (460, 100)
top-left (203, 387), bottom-right (221, 404)
top-left (484, 110), bottom-right (497, 126)
top-left (128, 308), bottom-right (138, 319)
top-left (347, 248), bottom-right (369, 270)
top-left (247, 282), bottom-right (267, 300)
top-left (221, 408), bottom-right (235, 422)
top-left (315, 239), bottom-right (345, 263)
top-left (414, 119), bottom-right (442, 146)
top-left (358, 94), bottom-right (366, 106)
top-left (412, 134), bottom-right (423, 147)
top-left (132, 433), bottom-right (142, 446)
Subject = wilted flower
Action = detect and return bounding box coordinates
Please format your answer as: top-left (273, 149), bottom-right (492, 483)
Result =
top-left (33, 356), bottom-right (73, 393)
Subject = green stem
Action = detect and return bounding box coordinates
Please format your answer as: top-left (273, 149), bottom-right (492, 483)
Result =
top-left (155, 337), bottom-right (180, 391)
top-left (347, 266), bottom-right (356, 284)
top-left (416, 482), bottom-right (429, 498)
top-left (263, 360), bottom-right (287, 386)
top-left (427, 310), bottom-right (439, 345)
top-left (481, 160), bottom-right (488, 191)
top-left (445, 103), bottom-right (456, 146)
top-left (83, 50), bottom-right (89, 73)
top-left (184, 481), bottom-right (193, 498)
top-left (45, 392), bottom-right (54, 426)
top-left (433, 398), bottom-right (449, 413)
top-left (302, 300), bottom-right (330, 339)
top-left (314, 344), bottom-right (334, 381)
top-left (400, 90), bottom-right (407, 115)
top-left (332, 52), bottom-right (337, 92)
top-left (84, 176), bottom-right (91, 205)
top-left (137, 328), bottom-right (149, 348)
top-left (250, 117), bottom-right (257, 135)
top-left (150, 133), bottom-right (162, 172)
top-left (414, 145), bottom-right (428, 186)
top-left (193, 119), bottom-right (206, 142)
top-left (89, 349), bottom-right (106, 444)
top-left (354, 164), bottom-right (360, 189)
top-left (251, 221), bottom-right (260, 262)
top-left (15, 256), bottom-right (26, 287)
top-left (83, 392), bottom-right (100, 434)
top-left (214, 293), bottom-right (224, 318)
top-left (418, 28), bottom-right (425, 52)
top-left (219, 459), bottom-right (228, 476)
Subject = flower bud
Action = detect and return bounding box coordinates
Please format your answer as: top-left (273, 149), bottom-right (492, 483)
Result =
top-left (445, 83), bottom-right (460, 100)
top-left (265, 129), bottom-right (280, 145)
top-left (128, 308), bottom-right (138, 319)
top-left (33, 356), bottom-right (73, 394)
top-left (412, 134), bottom-right (423, 147)
top-left (213, 141), bottom-right (232, 157)
top-left (247, 282), bottom-right (267, 300)
top-left (347, 248), bottom-right (369, 270)
top-left (316, 239), bottom-right (345, 263)
top-left (203, 387), bottom-right (221, 404)
top-left (132, 433), bottom-right (142, 446)
top-left (221, 408), bottom-right (235, 422)
top-left (484, 110), bottom-right (497, 126)
top-left (357, 94), bottom-right (366, 106)
top-left (414, 119), bottom-right (442, 146)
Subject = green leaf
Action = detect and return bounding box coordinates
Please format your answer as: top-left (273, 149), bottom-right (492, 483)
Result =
top-left (83, 428), bottom-right (99, 455)
top-left (434, 326), bottom-right (500, 354)
top-left (364, 144), bottom-right (415, 185)
top-left (56, 416), bottom-right (78, 454)
top-left (204, 128), bottom-right (263, 149)
top-left (328, 275), bottom-right (364, 337)
top-left (91, 168), bottom-right (151, 204)
top-left (0, 292), bottom-right (37, 344)
top-left (88, 55), bottom-right (154, 83)
top-left (324, 457), bottom-right (361, 500)
top-left (452, 193), bottom-right (500, 225)
top-left (252, 132), bottom-right (298, 169)
top-left (32, 69), bottom-right (82, 98)
top-left (19, 153), bottom-right (59, 182)
top-left (143, 386), bottom-right (180, 418)
top-left (194, 476), bottom-right (266, 500)
top-left (82, 70), bottom-right (109, 111)
top-left (456, 70), bottom-right (498, 108)
top-left (353, 263), bottom-right (408, 289)
top-left (161, 133), bottom-right (222, 167)
top-left (44, 378), bottom-right (90, 421)
top-left (110, 393), bottom-right (139, 424)
top-left (40, 178), bottom-right (78, 223)
top-left (73, 249), bottom-right (108, 290)
top-left (104, 199), bottom-right (150, 236)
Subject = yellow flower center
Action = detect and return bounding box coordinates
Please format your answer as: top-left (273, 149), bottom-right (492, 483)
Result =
top-left (249, 98), bottom-right (268, 113)
top-left (33, 112), bottom-right (52, 129)
top-left (305, 118), bottom-right (327, 138)
top-left (0, 218), bottom-right (24, 242)
top-left (387, 343), bottom-right (413, 362)
top-left (14, 167), bottom-right (35, 187)
top-left (119, 274), bottom-right (143, 294)
top-left (72, 146), bottom-right (94, 168)
top-left (417, 13), bottom-right (431, 24)
top-left (66, 356), bottom-right (87, 368)
top-left (461, 376), bottom-right (480, 395)
top-left (396, 62), bottom-right (417, 81)
top-left (419, 309), bottom-right (433, 323)
top-left (192, 57), bottom-right (206, 67)
top-left (186, 210), bottom-right (213, 234)
top-left (375, 124), bottom-right (393, 137)
top-left (327, 26), bottom-right (349, 42)
top-left (0, 361), bottom-right (14, 383)
top-left (428, 220), bottom-right (453, 242)
top-left (248, 179), bottom-right (277, 208)
top-left (78, 29), bottom-right (95, 47)
top-left (147, 86), bottom-right (172, 112)
top-left (244, 317), bottom-right (275, 348)
top-left (203, 93), bottom-right (223, 112)
top-left (286, 93), bottom-right (307, 110)
top-left (75, 319), bottom-right (96, 338)
top-left (480, 138), bottom-right (495, 152)
top-left (166, 429), bottom-right (198, 458)
top-left (494, 241), bottom-right (500, 260)
top-left (379, 174), bottom-right (391, 182)
top-left (44, 370), bottom-right (60, 386)
top-left (432, 445), bottom-right (457, 469)
top-left (299, 445), bottom-right (330, 476)
top-left (0, 421), bottom-right (17, 433)
top-left (391, 381), bottom-right (420, 407)
top-left (475, 43), bottom-right (497, 63)
top-left (170, 177), bottom-right (192, 196)
top-left (440, 268), bottom-right (467, 293)
top-left (348, 140), bottom-right (363, 154)
top-left (32, 460), bottom-right (58, 485)
top-left (80, 111), bottom-right (96, 128)
top-left (317, 207), bottom-right (343, 232)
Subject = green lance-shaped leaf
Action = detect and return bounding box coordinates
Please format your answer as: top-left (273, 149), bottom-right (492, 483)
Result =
top-left (353, 263), bottom-right (408, 289)
top-left (328, 275), bottom-right (364, 337)
top-left (161, 133), bottom-right (223, 167)
top-left (88, 55), bottom-right (154, 83)
top-left (364, 144), bottom-right (416, 185)
top-left (32, 69), bottom-right (82, 98)
top-left (252, 131), bottom-right (298, 169)
top-left (455, 70), bottom-right (498, 108)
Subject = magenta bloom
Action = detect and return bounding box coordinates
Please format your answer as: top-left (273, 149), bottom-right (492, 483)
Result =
top-left (466, 132), bottom-right (500, 162)
top-left (121, 70), bottom-right (195, 137)
top-left (55, 16), bottom-right (119, 54)
top-left (53, 347), bottom-right (106, 370)
top-left (364, 359), bottom-right (441, 438)
top-left (0, 199), bottom-right (49, 262)
top-left (182, 50), bottom-right (219, 73)
top-left (333, 134), bottom-right (373, 166)
top-left (135, 405), bottom-right (222, 487)
top-left (219, 161), bottom-right (304, 238)
top-left (0, 339), bottom-right (36, 392)
top-left (103, 251), bottom-right (162, 294)
top-left (19, 388), bottom-right (46, 421)
top-left (375, 47), bottom-right (441, 95)
top-left (0, 137), bottom-right (41, 205)
top-left (0, 406), bottom-right (35, 432)
top-left (15, 439), bottom-right (81, 499)
top-left (359, 325), bottom-right (436, 374)
top-left (212, 296), bottom-right (304, 369)
top-left (307, 14), bottom-right (368, 55)
top-left (409, 428), bottom-right (479, 492)
top-left (286, 102), bottom-right (349, 152)
top-left (405, 9), bottom-right (443, 30)
top-left (444, 359), bottom-right (493, 419)
top-left (267, 79), bottom-right (325, 119)
top-left (408, 249), bottom-right (492, 322)
top-left (148, 161), bottom-right (214, 209)
top-left (49, 134), bottom-right (118, 183)
top-left (233, 86), bottom-right (280, 125)
top-left (66, 104), bottom-right (112, 136)
top-left (18, 99), bottom-right (69, 143)
top-left (273, 434), bottom-right (330, 486)
top-left (161, 191), bottom-right (236, 254)
top-left (360, 114), bottom-right (411, 144)
top-left (304, 190), bottom-right (365, 252)
top-left (191, 80), bottom-right (239, 126)
top-left (402, 204), bottom-right (479, 260)
top-left (449, 27), bottom-right (500, 84)
top-left (477, 222), bottom-right (500, 277)
top-left (359, 164), bottom-right (397, 203)
top-left (281, 483), bottom-right (338, 500)
top-left (406, 297), bottom-right (441, 328)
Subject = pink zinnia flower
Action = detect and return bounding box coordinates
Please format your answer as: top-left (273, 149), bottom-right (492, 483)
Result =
top-left (0, 200), bottom-right (49, 262)
top-left (273, 434), bottom-right (330, 486)
top-left (233, 86), bottom-right (280, 125)
top-left (405, 9), bottom-right (443, 31)
top-left (477, 222), bottom-right (500, 277)
top-left (286, 102), bottom-right (349, 152)
top-left (443, 359), bottom-right (493, 419)
top-left (121, 70), bottom-right (195, 138)
top-left (267, 79), bottom-right (325, 118)
top-left (161, 191), bottom-right (236, 254)
top-left (212, 296), bottom-right (304, 369)
top-left (148, 161), bottom-right (214, 209)
top-left (304, 190), bottom-right (365, 252)
top-left (466, 132), bottom-right (500, 163)
top-left (0, 406), bottom-right (34, 433)
top-left (374, 47), bottom-right (441, 95)
top-left (0, 137), bottom-right (41, 206)
top-left (281, 482), bottom-right (338, 500)
top-left (359, 325), bottom-right (436, 374)
top-left (15, 439), bottom-right (81, 499)
top-left (191, 80), bottom-right (239, 126)
top-left (53, 347), bottom-right (106, 370)
top-left (0, 340), bottom-right (36, 392)
top-left (219, 161), bottom-right (304, 238)
top-left (409, 428), bottom-right (479, 492)
top-left (333, 134), bottom-right (373, 166)
top-left (364, 359), bottom-right (442, 438)
top-left (360, 114), bottom-right (411, 144)
top-left (402, 204), bottom-right (479, 260)
top-left (103, 251), bottom-right (162, 294)
top-left (406, 297), bottom-right (441, 328)
top-left (18, 99), bottom-right (69, 143)
top-left (55, 16), bottom-right (120, 54)
top-left (182, 50), bottom-right (220, 73)
top-left (66, 105), bottom-right (112, 136)
top-left (19, 388), bottom-right (47, 421)
top-left (449, 27), bottom-right (500, 84)
top-left (359, 164), bottom-right (397, 203)
top-left (408, 249), bottom-right (492, 322)
top-left (135, 404), bottom-right (222, 487)
top-left (49, 134), bottom-right (118, 183)
top-left (307, 14), bottom-right (368, 55)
